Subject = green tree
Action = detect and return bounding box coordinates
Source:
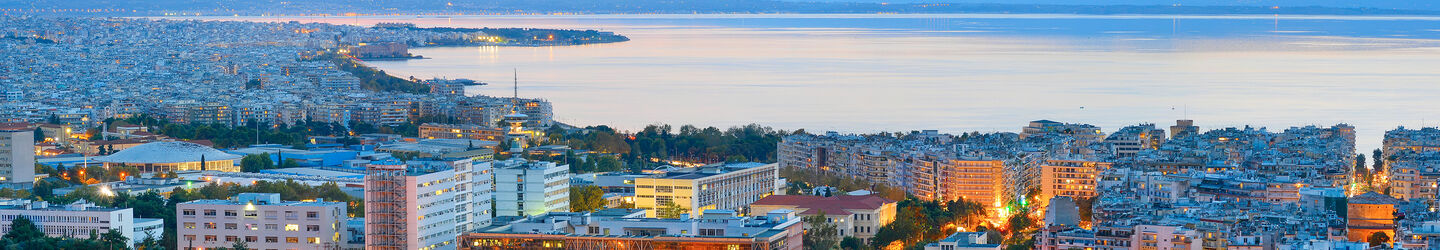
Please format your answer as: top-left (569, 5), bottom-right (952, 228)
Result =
top-left (2, 216), bottom-right (44, 243)
top-left (568, 186), bottom-right (606, 213)
top-left (657, 203), bottom-right (687, 219)
top-left (839, 236), bottom-right (867, 250)
top-left (100, 229), bottom-right (128, 250)
top-left (1374, 148), bottom-right (1385, 173)
top-left (33, 127), bottom-right (44, 142)
top-left (240, 153), bottom-right (275, 172)
top-left (802, 211), bottom-right (840, 250)
top-left (230, 239), bottom-right (250, 250)
top-left (1369, 231), bottom-right (1390, 247)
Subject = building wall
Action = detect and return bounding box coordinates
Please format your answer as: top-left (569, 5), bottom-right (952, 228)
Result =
top-left (0, 130), bottom-right (35, 187)
top-left (635, 163), bottom-right (780, 218)
top-left (494, 161), bottom-right (570, 217)
top-left (1039, 160), bottom-right (1111, 201)
top-left (176, 201), bottom-right (346, 250)
top-left (0, 206), bottom-right (140, 246)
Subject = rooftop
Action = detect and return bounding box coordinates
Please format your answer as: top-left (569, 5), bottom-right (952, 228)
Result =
top-left (95, 141), bottom-right (242, 164)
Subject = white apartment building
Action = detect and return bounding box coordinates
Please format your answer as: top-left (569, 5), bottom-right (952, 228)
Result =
top-left (176, 193), bottom-right (348, 250)
top-left (0, 129), bottom-right (35, 188)
top-left (0, 200), bottom-right (159, 247)
top-left (365, 157), bottom-right (493, 250)
top-left (493, 159), bottom-right (570, 218)
top-left (634, 162), bottom-right (781, 218)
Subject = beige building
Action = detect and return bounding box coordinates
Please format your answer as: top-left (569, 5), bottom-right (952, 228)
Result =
top-left (634, 162), bottom-right (780, 218)
top-left (749, 194), bottom-right (897, 244)
top-left (176, 193), bottom-right (350, 250)
top-left (1039, 159), bottom-right (1112, 201)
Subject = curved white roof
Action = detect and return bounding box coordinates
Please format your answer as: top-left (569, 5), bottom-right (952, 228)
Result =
top-left (95, 141), bottom-right (242, 164)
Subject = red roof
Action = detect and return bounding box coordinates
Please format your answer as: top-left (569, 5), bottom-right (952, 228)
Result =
top-left (751, 195), bottom-right (895, 216)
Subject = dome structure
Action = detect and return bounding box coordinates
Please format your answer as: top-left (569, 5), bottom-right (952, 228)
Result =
top-left (95, 141), bottom-right (242, 173)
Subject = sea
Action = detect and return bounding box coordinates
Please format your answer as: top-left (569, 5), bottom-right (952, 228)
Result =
top-left (211, 14), bottom-right (1440, 151)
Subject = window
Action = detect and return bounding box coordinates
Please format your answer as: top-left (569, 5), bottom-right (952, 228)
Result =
top-left (307, 225), bottom-right (320, 231)
top-left (182, 209), bottom-right (196, 216)
top-left (184, 235), bottom-right (195, 241)
top-left (308, 237), bottom-right (321, 244)
top-left (307, 211), bottom-right (318, 218)
top-left (183, 222), bottom-right (195, 229)
top-left (204, 235), bottom-right (217, 241)
top-left (225, 236), bottom-right (238, 242)
top-left (204, 223), bottom-right (216, 229)
top-left (225, 223), bottom-right (238, 230)
top-left (265, 224), bottom-right (278, 230)
top-left (265, 237), bottom-right (278, 243)
top-left (224, 210), bottom-right (238, 217)
top-left (286, 237), bottom-right (299, 243)
top-left (285, 224), bottom-right (299, 231)
top-left (245, 236), bottom-right (257, 242)
top-left (203, 210), bottom-right (216, 216)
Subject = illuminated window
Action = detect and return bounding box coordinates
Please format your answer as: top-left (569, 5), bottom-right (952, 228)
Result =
top-left (285, 224), bottom-right (300, 231)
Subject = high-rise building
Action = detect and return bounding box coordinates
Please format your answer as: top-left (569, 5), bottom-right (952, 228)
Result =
top-left (634, 162), bottom-right (781, 218)
top-left (0, 129), bottom-right (35, 188)
top-left (176, 193), bottom-right (349, 250)
top-left (493, 159), bottom-right (570, 218)
top-left (364, 157), bottom-right (493, 250)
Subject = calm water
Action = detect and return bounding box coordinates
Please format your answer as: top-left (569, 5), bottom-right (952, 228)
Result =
top-left (219, 14), bottom-right (1440, 151)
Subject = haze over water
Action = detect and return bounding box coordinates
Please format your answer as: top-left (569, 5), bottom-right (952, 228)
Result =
top-left (223, 14), bottom-right (1440, 151)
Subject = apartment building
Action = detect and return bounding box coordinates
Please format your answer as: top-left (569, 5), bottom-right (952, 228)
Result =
top-left (1039, 159), bottom-right (1112, 201)
top-left (365, 157), bottom-right (493, 250)
top-left (0, 129), bottom-right (35, 188)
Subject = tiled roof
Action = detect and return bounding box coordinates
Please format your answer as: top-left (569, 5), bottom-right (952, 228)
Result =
top-left (1350, 191), bottom-right (1403, 205)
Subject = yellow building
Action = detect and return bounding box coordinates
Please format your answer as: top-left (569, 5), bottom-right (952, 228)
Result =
top-left (1039, 159), bottom-right (1112, 201)
top-left (94, 141), bottom-right (242, 173)
top-left (634, 163), bottom-right (780, 218)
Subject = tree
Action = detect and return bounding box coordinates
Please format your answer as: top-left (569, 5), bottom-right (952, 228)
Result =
top-left (1374, 148), bottom-right (1386, 173)
top-left (230, 239), bottom-right (250, 250)
top-left (839, 236), bottom-right (867, 250)
top-left (101, 229), bottom-right (128, 250)
top-left (802, 211), bottom-right (840, 250)
top-left (3, 216), bottom-right (44, 243)
top-left (657, 203), bottom-right (687, 219)
top-left (568, 186), bottom-right (606, 213)
top-left (33, 127), bottom-right (45, 142)
top-left (240, 153), bottom-right (275, 172)
top-left (1369, 231), bottom-right (1390, 247)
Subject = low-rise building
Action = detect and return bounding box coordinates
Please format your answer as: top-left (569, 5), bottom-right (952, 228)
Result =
top-left (634, 162), bottom-right (781, 218)
top-left (0, 200), bottom-right (160, 247)
top-left (176, 193), bottom-right (349, 250)
top-left (749, 194), bottom-right (896, 244)
top-left (457, 209), bottom-right (803, 250)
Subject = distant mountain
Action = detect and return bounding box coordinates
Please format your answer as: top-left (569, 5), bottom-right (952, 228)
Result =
top-left (2, 0), bottom-right (1438, 15)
